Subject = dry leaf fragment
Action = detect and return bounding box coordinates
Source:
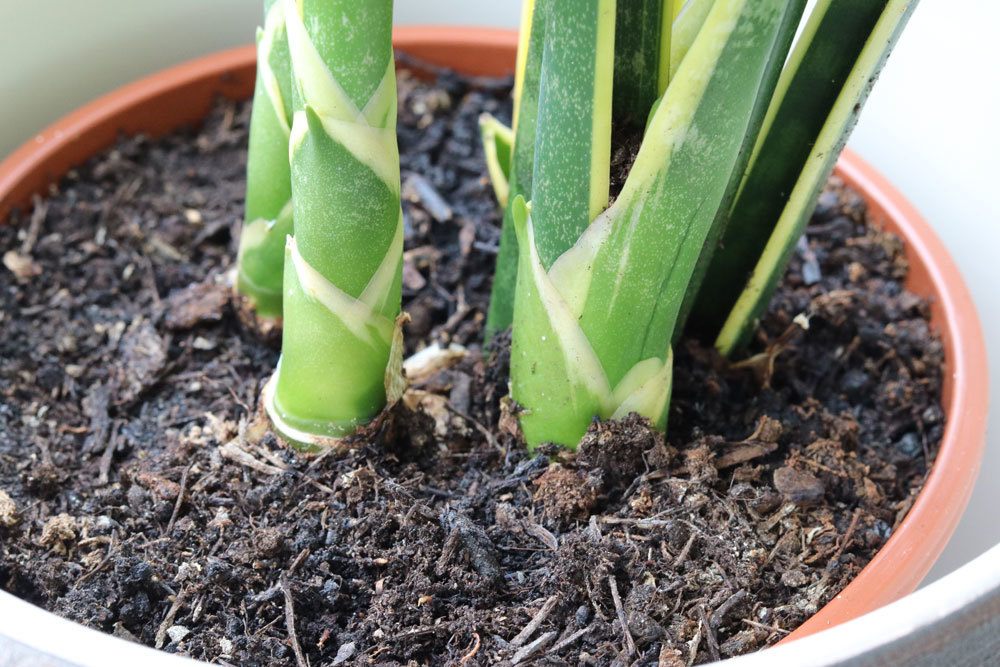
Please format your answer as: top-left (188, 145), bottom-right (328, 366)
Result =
top-left (3, 250), bottom-right (41, 280)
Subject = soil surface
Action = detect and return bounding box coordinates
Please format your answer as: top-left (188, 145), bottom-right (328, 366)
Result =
top-left (0, 66), bottom-right (943, 666)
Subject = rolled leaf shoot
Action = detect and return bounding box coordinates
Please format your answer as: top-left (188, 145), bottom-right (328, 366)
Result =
top-left (264, 0), bottom-right (402, 449)
top-left (237, 0), bottom-right (295, 319)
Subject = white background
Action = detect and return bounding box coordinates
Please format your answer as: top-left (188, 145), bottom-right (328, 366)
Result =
top-left (1, 1), bottom-right (996, 583)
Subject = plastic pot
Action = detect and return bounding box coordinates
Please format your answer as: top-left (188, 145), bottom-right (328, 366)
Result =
top-left (0, 26), bottom-right (988, 665)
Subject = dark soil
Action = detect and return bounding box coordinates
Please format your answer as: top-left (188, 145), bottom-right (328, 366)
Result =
top-left (0, 65), bottom-right (943, 666)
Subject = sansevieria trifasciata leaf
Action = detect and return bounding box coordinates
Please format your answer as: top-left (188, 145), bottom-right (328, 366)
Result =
top-left (613, 0), bottom-right (674, 127)
top-left (690, 0), bottom-right (919, 356)
top-left (484, 0), bottom-right (761, 338)
top-left (263, 0), bottom-right (402, 449)
top-left (485, 0), bottom-right (547, 339)
top-left (669, 0), bottom-right (713, 80)
top-left (237, 0), bottom-right (294, 320)
top-left (512, 0), bottom-right (803, 448)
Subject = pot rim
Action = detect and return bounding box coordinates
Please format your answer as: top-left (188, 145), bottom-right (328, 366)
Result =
top-left (0, 25), bottom-right (989, 665)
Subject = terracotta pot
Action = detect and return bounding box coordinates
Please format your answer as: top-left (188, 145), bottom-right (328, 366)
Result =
top-left (0, 26), bottom-right (988, 656)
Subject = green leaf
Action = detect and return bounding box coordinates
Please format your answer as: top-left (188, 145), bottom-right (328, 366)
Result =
top-left (511, 197), bottom-right (673, 447)
top-left (513, 0), bottom-right (539, 128)
top-left (613, 0), bottom-right (673, 127)
top-left (265, 0), bottom-right (401, 448)
top-left (509, 198), bottom-right (611, 446)
top-left (689, 0), bottom-right (919, 355)
top-left (298, 0), bottom-right (394, 107)
top-left (237, 0), bottom-right (294, 319)
top-left (290, 105), bottom-right (399, 298)
top-left (236, 200), bottom-right (293, 317)
top-left (478, 113), bottom-right (513, 207)
top-left (512, 0), bottom-right (799, 448)
top-left (577, 0), bottom-right (802, 386)
top-left (485, 0), bottom-right (547, 338)
top-left (672, 0), bottom-right (806, 338)
top-left (486, 0), bottom-right (750, 336)
top-left (530, 0), bottom-right (616, 269)
top-left (669, 0), bottom-right (713, 79)
top-left (266, 236), bottom-right (397, 447)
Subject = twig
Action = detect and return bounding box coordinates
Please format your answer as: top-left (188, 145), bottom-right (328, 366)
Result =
top-left (715, 442), bottom-right (779, 469)
top-left (548, 625), bottom-right (591, 654)
top-left (472, 241), bottom-right (498, 255)
top-left (32, 435), bottom-right (54, 468)
top-left (673, 532), bottom-right (697, 569)
top-left (584, 577), bottom-right (609, 622)
top-left (608, 577), bottom-right (636, 656)
top-left (76, 535), bottom-right (112, 549)
top-left (459, 633), bottom-right (481, 665)
top-left (511, 631), bottom-right (556, 665)
top-left (220, 439), bottom-right (287, 475)
top-left (97, 421), bottom-right (121, 485)
top-left (710, 590), bottom-right (748, 630)
top-left (76, 538), bottom-right (116, 586)
top-left (525, 522), bottom-right (558, 551)
top-left (254, 444), bottom-right (292, 470)
top-left (728, 321), bottom-right (803, 388)
top-left (287, 547), bottom-right (310, 576)
top-left (686, 618), bottom-right (702, 666)
top-left (82, 382), bottom-right (112, 456)
top-left (252, 613), bottom-right (283, 639)
top-left (669, 587), bottom-right (685, 616)
top-left (403, 173), bottom-right (452, 223)
top-left (510, 595), bottom-right (559, 648)
top-left (762, 502), bottom-right (797, 532)
top-left (440, 286), bottom-right (470, 334)
top-left (300, 476), bottom-right (337, 496)
top-left (435, 527), bottom-right (461, 573)
top-left (698, 606), bottom-right (720, 662)
top-left (20, 196), bottom-right (47, 255)
top-left (390, 622), bottom-right (456, 640)
top-left (166, 463), bottom-right (193, 533)
top-left (155, 587), bottom-right (189, 649)
top-left (742, 618), bottom-right (789, 635)
top-left (598, 515), bottom-right (679, 528)
top-left (138, 254), bottom-right (162, 308)
top-left (446, 403), bottom-right (500, 451)
top-left (280, 574), bottom-right (308, 667)
top-left (832, 508), bottom-right (862, 562)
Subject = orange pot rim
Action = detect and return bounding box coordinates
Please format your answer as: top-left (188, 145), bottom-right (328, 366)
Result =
top-left (0, 26), bottom-right (988, 649)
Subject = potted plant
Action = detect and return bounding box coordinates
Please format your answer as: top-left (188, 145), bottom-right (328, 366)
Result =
top-left (0, 1), bottom-right (987, 665)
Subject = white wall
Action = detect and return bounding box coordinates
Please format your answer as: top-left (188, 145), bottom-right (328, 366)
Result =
top-left (0, 1), bottom-right (520, 157)
top-left (1, 1), bottom-right (996, 582)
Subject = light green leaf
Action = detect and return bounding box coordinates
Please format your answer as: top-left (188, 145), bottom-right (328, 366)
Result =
top-left (478, 113), bottom-right (513, 207)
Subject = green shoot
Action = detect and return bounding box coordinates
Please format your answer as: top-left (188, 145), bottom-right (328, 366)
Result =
top-left (262, 0), bottom-right (402, 449)
top-left (237, 0), bottom-right (294, 319)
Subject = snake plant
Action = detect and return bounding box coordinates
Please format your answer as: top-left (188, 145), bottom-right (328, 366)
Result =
top-left (482, 0), bottom-right (916, 448)
top-left (236, 0), bottom-right (294, 320)
top-left (239, 0), bottom-right (917, 451)
top-left (261, 0), bottom-right (403, 449)
top-left (500, 0), bottom-right (799, 447)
